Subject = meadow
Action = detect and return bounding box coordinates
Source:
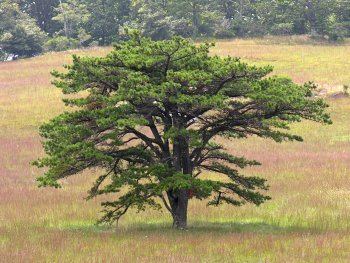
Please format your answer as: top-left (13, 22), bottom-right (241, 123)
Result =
top-left (0, 37), bottom-right (349, 262)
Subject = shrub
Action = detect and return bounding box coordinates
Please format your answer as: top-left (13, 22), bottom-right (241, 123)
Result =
top-left (326, 14), bottom-right (347, 41)
top-left (44, 36), bottom-right (79, 52)
top-left (271, 23), bottom-right (294, 35)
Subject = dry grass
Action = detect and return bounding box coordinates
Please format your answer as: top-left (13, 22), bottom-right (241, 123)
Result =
top-left (213, 37), bottom-right (350, 89)
top-left (0, 38), bottom-right (350, 262)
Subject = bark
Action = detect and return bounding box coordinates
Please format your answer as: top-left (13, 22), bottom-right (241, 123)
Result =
top-left (169, 111), bottom-right (192, 229)
top-left (191, 0), bottom-right (200, 37)
top-left (168, 189), bottom-right (189, 229)
top-left (169, 133), bottom-right (190, 228)
top-left (305, 0), bottom-right (318, 35)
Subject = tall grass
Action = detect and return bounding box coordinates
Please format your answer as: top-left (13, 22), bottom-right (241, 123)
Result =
top-left (0, 38), bottom-right (349, 262)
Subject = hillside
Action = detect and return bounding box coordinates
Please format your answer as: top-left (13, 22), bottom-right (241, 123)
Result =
top-left (1, 38), bottom-right (350, 262)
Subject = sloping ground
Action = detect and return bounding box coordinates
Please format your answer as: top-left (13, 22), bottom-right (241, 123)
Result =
top-left (212, 37), bottom-right (350, 88)
top-left (0, 39), bottom-right (350, 262)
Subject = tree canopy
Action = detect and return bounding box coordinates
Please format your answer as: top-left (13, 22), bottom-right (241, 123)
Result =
top-left (0, 0), bottom-right (47, 59)
top-left (33, 34), bottom-right (331, 228)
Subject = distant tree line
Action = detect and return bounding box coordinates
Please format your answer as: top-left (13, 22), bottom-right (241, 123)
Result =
top-left (1, 0), bottom-right (349, 60)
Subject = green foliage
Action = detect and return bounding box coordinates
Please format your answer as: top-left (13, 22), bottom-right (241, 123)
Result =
top-left (84, 0), bottom-right (131, 45)
top-left (3, 0), bottom-right (350, 59)
top-left (53, 0), bottom-right (91, 41)
top-left (271, 23), bottom-right (294, 35)
top-left (129, 0), bottom-right (350, 40)
top-left (0, 0), bottom-right (47, 59)
top-left (18, 0), bottom-right (61, 35)
top-left (44, 36), bottom-right (79, 51)
top-left (130, 1), bottom-right (193, 40)
top-left (34, 34), bottom-right (331, 227)
top-left (325, 14), bottom-right (348, 41)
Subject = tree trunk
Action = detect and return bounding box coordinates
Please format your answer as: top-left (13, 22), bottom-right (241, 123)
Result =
top-left (191, 0), bottom-right (200, 37)
top-left (170, 115), bottom-right (191, 229)
top-left (305, 0), bottom-right (318, 35)
top-left (170, 189), bottom-right (189, 229)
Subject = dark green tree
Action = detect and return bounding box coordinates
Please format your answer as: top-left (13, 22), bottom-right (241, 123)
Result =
top-left (131, 0), bottom-right (194, 40)
top-left (3, 0), bottom-right (350, 47)
top-left (132, 0), bottom-right (225, 38)
top-left (168, 0), bottom-right (220, 37)
top-left (34, 34), bottom-right (331, 229)
top-left (85, 0), bottom-right (131, 45)
top-left (0, 0), bottom-right (47, 60)
top-left (17, 0), bottom-right (61, 35)
top-left (52, 0), bottom-right (91, 40)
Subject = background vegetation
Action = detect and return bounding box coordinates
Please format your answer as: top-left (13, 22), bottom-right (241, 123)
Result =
top-left (1, 0), bottom-right (350, 59)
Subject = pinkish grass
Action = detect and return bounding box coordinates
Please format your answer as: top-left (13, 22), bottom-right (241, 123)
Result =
top-left (0, 39), bottom-right (349, 262)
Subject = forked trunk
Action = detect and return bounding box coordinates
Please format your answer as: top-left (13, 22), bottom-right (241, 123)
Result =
top-left (169, 189), bottom-right (189, 229)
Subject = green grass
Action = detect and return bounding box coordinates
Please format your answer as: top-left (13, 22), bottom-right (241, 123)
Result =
top-left (0, 37), bottom-right (350, 262)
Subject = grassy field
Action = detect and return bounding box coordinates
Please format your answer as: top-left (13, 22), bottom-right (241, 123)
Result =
top-left (0, 38), bottom-right (350, 262)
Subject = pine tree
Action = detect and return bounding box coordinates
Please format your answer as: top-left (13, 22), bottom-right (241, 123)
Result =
top-left (34, 33), bottom-right (331, 229)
